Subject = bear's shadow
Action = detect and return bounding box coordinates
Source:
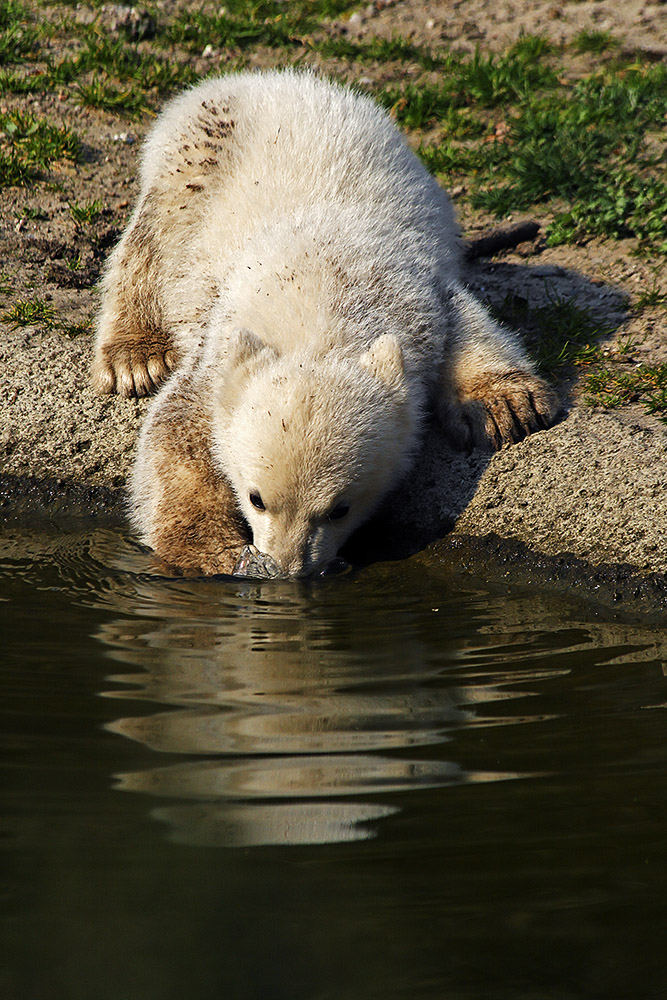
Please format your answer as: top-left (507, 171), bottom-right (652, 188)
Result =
top-left (342, 256), bottom-right (628, 569)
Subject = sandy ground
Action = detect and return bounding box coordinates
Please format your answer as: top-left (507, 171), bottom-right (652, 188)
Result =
top-left (0, 0), bottom-right (665, 608)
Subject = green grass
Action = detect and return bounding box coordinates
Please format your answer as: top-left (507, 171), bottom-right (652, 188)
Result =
top-left (1, 295), bottom-right (91, 336)
top-left (74, 79), bottom-right (148, 116)
top-left (313, 33), bottom-right (443, 68)
top-left (492, 290), bottom-right (667, 420)
top-left (0, 109), bottom-right (80, 185)
top-left (634, 277), bottom-right (667, 312)
top-left (2, 296), bottom-right (58, 329)
top-left (47, 34), bottom-right (199, 112)
top-left (162, 1), bottom-right (357, 52)
top-left (60, 316), bottom-right (92, 336)
top-left (0, 67), bottom-right (44, 92)
top-left (6, 9), bottom-right (662, 250)
top-left (22, 204), bottom-right (47, 219)
top-left (0, 0), bottom-right (41, 64)
top-left (164, 9), bottom-right (294, 50)
top-left (492, 291), bottom-right (667, 420)
top-left (491, 291), bottom-right (616, 376)
top-left (417, 58), bottom-right (667, 252)
top-left (573, 29), bottom-right (619, 54)
top-left (69, 198), bottom-right (103, 225)
top-left (582, 362), bottom-right (667, 420)
top-left (380, 43), bottom-right (557, 126)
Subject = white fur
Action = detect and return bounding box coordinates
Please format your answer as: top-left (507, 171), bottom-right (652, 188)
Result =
top-left (110, 70), bottom-right (544, 574)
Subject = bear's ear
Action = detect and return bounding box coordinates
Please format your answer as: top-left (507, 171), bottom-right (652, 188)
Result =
top-left (360, 334), bottom-right (404, 390)
top-left (227, 328), bottom-right (276, 371)
top-left (216, 328), bottom-right (278, 417)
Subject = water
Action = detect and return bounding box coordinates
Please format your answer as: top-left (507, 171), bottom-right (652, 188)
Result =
top-left (2, 525), bottom-right (666, 1000)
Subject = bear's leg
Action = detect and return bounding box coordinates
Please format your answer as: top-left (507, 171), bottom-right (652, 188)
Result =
top-left (130, 372), bottom-right (250, 575)
top-left (92, 194), bottom-right (178, 398)
top-left (436, 285), bottom-right (561, 451)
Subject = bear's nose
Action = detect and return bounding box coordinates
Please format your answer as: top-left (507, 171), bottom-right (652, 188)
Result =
top-left (285, 554), bottom-right (351, 579)
top-left (317, 557), bottom-right (350, 577)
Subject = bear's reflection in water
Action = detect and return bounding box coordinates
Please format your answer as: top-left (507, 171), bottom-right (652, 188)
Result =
top-left (96, 568), bottom-right (547, 847)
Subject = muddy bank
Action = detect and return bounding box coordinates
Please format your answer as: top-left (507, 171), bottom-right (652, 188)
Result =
top-left (1, 315), bottom-right (665, 612)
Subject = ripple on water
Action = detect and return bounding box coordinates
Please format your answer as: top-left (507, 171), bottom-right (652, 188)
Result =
top-left (3, 524), bottom-right (666, 847)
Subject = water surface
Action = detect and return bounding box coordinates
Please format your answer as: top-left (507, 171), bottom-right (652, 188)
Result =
top-left (2, 526), bottom-right (666, 999)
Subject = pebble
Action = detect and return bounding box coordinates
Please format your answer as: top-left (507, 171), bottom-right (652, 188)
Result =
top-left (112, 132), bottom-right (136, 144)
top-left (107, 4), bottom-right (157, 41)
top-left (75, 9), bottom-right (96, 25)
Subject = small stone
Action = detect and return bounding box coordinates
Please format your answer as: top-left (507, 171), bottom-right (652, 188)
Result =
top-left (75, 8), bottom-right (96, 25)
top-left (108, 5), bottom-right (156, 41)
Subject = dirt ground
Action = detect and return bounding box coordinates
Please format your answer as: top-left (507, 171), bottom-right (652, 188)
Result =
top-left (0, 0), bottom-right (665, 605)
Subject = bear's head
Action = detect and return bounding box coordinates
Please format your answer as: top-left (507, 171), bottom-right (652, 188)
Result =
top-left (211, 329), bottom-right (420, 576)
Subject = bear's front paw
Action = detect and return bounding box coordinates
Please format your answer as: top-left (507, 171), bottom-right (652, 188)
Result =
top-left (445, 372), bottom-right (561, 452)
top-left (92, 335), bottom-right (178, 397)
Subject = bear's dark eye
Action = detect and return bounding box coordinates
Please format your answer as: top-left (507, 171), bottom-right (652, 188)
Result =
top-left (328, 502), bottom-right (349, 521)
top-left (249, 491), bottom-right (265, 511)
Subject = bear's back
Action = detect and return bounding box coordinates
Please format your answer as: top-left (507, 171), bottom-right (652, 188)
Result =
top-left (140, 69), bottom-right (456, 249)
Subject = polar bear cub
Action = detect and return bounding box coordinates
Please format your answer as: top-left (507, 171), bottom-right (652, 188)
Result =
top-left (93, 70), bottom-right (559, 576)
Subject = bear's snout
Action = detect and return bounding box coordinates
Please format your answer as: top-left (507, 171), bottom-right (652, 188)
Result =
top-left (266, 534), bottom-right (335, 578)
top-left (235, 543), bottom-right (350, 580)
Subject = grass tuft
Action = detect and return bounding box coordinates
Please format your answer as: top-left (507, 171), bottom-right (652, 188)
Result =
top-left (1, 296), bottom-right (91, 337)
top-left (573, 29), bottom-right (619, 54)
top-left (0, 68), bottom-right (44, 93)
top-left (380, 44), bottom-right (557, 125)
top-left (2, 297), bottom-right (57, 330)
top-left (162, 1), bottom-right (358, 52)
top-left (582, 363), bottom-right (667, 420)
top-left (74, 79), bottom-right (147, 116)
top-left (490, 291), bottom-right (616, 376)
top-left (0, 110), bottom-right (80, 185)
top-left (69, 198), bottom-right (103, 225)
top-left (0, 0), bottom-right (40, 64)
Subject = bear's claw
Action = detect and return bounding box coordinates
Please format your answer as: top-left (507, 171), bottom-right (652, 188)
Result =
top-left (92, 340), bottom-right (178, 398)
top-left (447, 372), bottom-right (561, 452)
